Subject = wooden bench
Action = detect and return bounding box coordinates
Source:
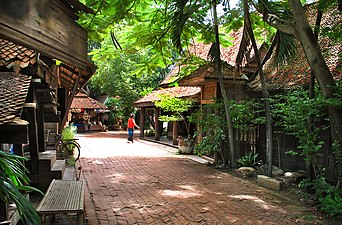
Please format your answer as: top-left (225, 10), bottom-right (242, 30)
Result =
top-left (36, 179), bottom-right (85, 225)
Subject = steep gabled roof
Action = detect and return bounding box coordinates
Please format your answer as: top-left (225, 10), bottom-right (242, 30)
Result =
top-left (246, 3), bottom-right (341, 92)
top-left (187, 28), bottom-right (244, 66)
top-left (178, 62), bottom-right (248, 86)
top-left (70, 93), bottom-right (107, 110)
top-left (160, 28), bottom-right (252, 87)
top-left (134, 86), bottom-right (201, 107)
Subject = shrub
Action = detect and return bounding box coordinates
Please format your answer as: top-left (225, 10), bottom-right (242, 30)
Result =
top-left (299, 173), bottom-right (342, 218)
top-left (236, 152), bottom-right (259, 167)
top-left (62, 124), bottom-right (77, 141)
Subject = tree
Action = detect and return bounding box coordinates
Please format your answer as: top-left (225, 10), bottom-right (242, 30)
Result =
top-left (211, 0), bottom-right (237, 168)
top-left (154, 94), bottom-right (195, 139)
top-left (87, 39), bottom-right (165, 118)
top-left (236, 0), bottom-right (274, 176)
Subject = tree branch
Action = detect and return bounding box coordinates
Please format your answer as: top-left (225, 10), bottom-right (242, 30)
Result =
top-left (264, 13), bottom-right (297, 36)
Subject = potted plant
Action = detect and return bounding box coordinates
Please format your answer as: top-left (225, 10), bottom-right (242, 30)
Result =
top-left (154, 94), bottom-right (195, 153)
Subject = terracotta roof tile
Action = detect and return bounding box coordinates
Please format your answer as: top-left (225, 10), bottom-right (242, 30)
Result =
top-left (0, 39), bottom-right (37, 72)
top-left (247, 3), bottom-right (341, 92)
top-left (160, 28), bottom-right (247, 86)
top-left (134, 86), bottom-right (201, 106)
top-left (188, 28), bottom-right (244, 66)
top-left (0, 72), bottom-right (31, 125)
top-left (71, 93), bottom-right (108, 110)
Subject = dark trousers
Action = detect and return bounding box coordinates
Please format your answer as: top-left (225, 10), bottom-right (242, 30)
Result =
top-left (128, 128), bottom-right (134, 142)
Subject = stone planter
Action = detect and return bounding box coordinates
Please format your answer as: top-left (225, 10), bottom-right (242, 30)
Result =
top-left (178, 138), bottom-right (194, 154)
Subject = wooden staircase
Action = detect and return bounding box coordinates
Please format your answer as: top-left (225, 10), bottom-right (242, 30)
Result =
top-left (24, 150), bottom-right (66, 192)
top-left (38, 150), bottom-right (66, 192)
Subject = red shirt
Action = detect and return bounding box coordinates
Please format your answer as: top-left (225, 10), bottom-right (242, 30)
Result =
top-left (128, 118), bottom-right (134, 128)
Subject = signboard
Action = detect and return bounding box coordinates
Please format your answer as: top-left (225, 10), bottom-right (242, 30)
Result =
top-left (0, 0), bottom-right (88, 69)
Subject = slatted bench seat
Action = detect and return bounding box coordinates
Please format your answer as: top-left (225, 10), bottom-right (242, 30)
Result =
top-left (36, 179), bottom-right (85, 225)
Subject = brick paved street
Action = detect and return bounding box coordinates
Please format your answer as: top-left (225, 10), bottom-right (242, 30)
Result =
top-left (77, 131), bottom-right (317, 225)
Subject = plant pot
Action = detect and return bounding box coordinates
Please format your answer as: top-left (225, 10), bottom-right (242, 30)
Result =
top-left (178, 138), bottom-right (194, 154)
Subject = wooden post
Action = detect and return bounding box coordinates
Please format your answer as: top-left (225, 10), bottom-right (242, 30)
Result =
top-left (0, 200), bottom-right (8, 223)
top-left (139, 108), bottom-right (145, 138)
top-left (12, 144), bottom-right (24, 157)
top-left (172, 121), bottom-right (178, 145)
top-left (37, 103), bottom-right (45, 152)
top-left (24, 103), bottom-right (39, 184)
top-left (59, 71), bottom-right (82, 134)
top-left (154, 107), bottom-right (160, 141)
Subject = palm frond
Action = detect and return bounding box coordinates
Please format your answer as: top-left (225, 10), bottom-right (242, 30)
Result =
top-left (274, 31), bottom-right (296, 67)
top-left (169, 0), bottom-right (201, 51)
top-left (0, 150), bottom-right (42, 224)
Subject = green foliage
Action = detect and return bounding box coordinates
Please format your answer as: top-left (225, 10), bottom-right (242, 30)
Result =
top-left (88, 51), bottom-right (164, 119)
top-left (0, 150), bottom-right (42, 224)
top-left (62, 125), bottom-right (77, 141)
top-left (299, 172), bottom-right (342, 218)
top-left (61, 125), bottom-right (78, 163)
top-left (320, 194), bottom-right (342, 217)
top-left (272, 87), bottom-right (327, 165)
top-left (105, 97), bottom-right (126, 125)
top-left (154, 94), bottom-right (195, 137)
top-left (155, 94), bottom-right (194, 116)
top-left (189, 103), bottom-right (226, 156)
top-left (236, 152), bottom-right (259, 167)
top-left (230, 98), bottom-right (265, 131)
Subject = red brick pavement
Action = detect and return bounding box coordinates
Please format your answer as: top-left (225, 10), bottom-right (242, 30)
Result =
top-left (77, 132), bottom-right (317, 225)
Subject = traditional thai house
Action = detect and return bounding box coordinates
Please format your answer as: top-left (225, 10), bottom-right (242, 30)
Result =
top-left (0, 0), bottom-right (94, 223)
top-left (134, 86), bottom-right (201, 144)
top-left (134, 28), bottom-right (260, 148)
top-left (245, 2), bottom-right (341, 182)
top-left (70, 92), bottom-right (109, 132)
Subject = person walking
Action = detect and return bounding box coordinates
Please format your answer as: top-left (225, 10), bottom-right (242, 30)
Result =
top-left (127, 114), bottom-right (140, 143)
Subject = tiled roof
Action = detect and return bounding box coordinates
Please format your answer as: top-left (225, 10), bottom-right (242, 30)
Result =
top-left (71, 93), bottom-right (108, 110)
top-left (59, 62), bottom-right (96, 91)
top-left (188, 28), bottom-right (244, 66)
top-left (134, 86), bottom-right (201, 107)
top-left (0, 72), bottom-right (31, 125)
top-left (179, 62), bottom-right (248, 86)
top-left (0, 38), bottom-right (96, 91)
top-left (160, 28), bottom-right (247, 86)
top-left (247, 3), bottom-right (341, 92)
top-left (0, 39), bottom-right (37, 72)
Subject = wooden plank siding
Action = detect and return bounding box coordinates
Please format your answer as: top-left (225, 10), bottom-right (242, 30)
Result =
top-left (0, 0), bottom-right (88, 69)
top-left (256, 125), bottom-right (337, 183)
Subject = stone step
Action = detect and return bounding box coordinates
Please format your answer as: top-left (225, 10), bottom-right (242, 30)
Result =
top-left (51, 159), bottom-right (66, 173)
top-left (39, 150), bottom-right (57, 170)
top-left (39, 160), bottom-right (66, 192)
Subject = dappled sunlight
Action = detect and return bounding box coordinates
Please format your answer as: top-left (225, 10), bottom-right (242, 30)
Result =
top-left (77, 135), bottom-right (174, 158)
top-left (228, 194), bottom-right (286, 213)
top-left (107, 173), bottom-right (126, 183)
top-left (159, 185), bottom-right (203, 198)
top-left (204, 175), bottom-right (223, 179)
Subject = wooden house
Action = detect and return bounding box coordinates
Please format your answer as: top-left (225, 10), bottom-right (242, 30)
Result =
top-left (135, 86), bottom-right (201, 144)
top-left (134, 28), bottom-right (258, 147)
top-left (245, 2), bottom-right (341, 182)
top-left (0, 0), bottom-right (94, 223)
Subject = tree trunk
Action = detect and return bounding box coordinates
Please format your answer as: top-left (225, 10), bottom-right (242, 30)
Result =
top-left (288, 0), bottom-right (342, 187)
top-left (212, 1), bottom-right (236, 168)
top-left (243, 0), bottom-right (273, 177)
